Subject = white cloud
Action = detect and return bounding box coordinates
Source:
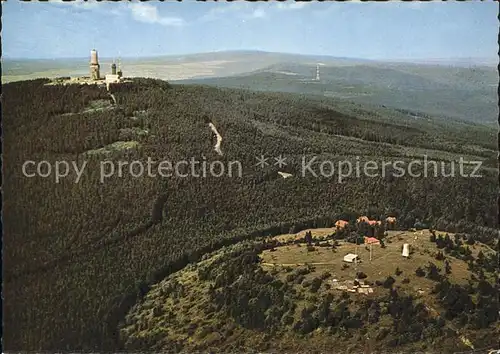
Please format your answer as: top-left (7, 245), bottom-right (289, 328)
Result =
top-left (51, 0), bottom-right (103, 11)
top-left (349, 0), bottom-right (426, 8)
top-left (129, 3), bottom-right (185, 27)
top-left (51, 0), bottom-right (185, 27)
top-left (276, 2), bottom-right (309, 10)
top-left (199, 6), bottom-right (232, 22)
top-left (199, 3), bottom-right (268, 23)
top-left (248, 8), bottom-right (267, 19)
top-left (407, 2), bottom-right (423, 10)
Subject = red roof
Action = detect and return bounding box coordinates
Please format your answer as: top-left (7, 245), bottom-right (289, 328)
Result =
top-left (364, 237), bottom-right (380, 244)
top-left (335, 220), bottom-right (349, 227)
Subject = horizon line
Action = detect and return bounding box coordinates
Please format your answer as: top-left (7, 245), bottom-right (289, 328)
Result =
top-left (2, 49), bottom-right (497, 66)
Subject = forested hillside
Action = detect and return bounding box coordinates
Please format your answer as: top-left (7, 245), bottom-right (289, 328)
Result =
top-left (3, 78), bottom-right (498, 351)
top-left (182, 63), bottom-right (498, 125)
top-left (120, 232), bottom-right (498, 353)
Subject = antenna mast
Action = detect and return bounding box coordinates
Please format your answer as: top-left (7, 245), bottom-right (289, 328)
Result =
top-left (355, 237), bottom-right (358, 270)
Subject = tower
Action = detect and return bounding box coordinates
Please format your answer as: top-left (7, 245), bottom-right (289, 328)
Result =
top-left (90, 49), bottom-right (100, 80)
top-left (117, 58), bottom-right (123, 78)
top-left (316, 64), bottom-right (320, 81)
top-left (111, 62), bottom-right (117, 75)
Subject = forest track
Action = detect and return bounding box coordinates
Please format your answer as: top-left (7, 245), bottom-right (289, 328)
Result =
top-left (208, 122), bottom-right (223, 156)
top-left (261, 261), bottom-right (338, 267)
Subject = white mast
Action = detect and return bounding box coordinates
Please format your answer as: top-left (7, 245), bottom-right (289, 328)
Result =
top-left (354, 238), bottom-right (358, 270)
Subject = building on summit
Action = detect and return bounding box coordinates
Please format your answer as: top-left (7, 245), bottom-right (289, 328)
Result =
top-left (105, 62), bottom-right (122, 90)
top-left (90, 49), bottom-right (101, 80)
top-left (89, 49), bottom-right (124, 90)
top-left (47, 49), bottom-right (128, 90)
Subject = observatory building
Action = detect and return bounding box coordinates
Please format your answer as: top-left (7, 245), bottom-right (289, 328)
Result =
top-left (47, 49), bottom-right (127, 89)
top-left (88, 49), bottom-right (125, 90)
top-left (90, 49), bottom-right (100, 80)
top-left (105, 60), bottom-right (123, 90)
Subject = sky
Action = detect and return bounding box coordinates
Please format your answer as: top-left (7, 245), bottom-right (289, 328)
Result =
top-left (2, 0), bottom-right (499, 61)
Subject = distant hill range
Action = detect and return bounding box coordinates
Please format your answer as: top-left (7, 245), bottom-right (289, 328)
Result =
top-left (4, 50), bottom-right (497, 124)
top-left (176, 51), bottom-right (498, 125)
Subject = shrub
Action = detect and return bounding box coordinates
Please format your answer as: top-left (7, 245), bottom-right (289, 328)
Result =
top-left (320, 271), bottom-right (331, 280)
top-left (466, 236), bottom-right (475, 245)
top-left (152, 306), bottom-right (164, 317)
top-left (296, 267), bottom-right (310, 276)
top-left (415, 267), bottom-right (426, 277)
top-left (435, 251), bottom-right (445, 261)
top-left (310, 278), bottom-right (322, 293)
top-left (282, 314), bottom-right (294, 326)
top-left (295, 275), bottom-right (305, 285)
top-left (356, 271), bottom-right (368, 279)
top-left (426, 262), bottom-right (442, 281)
top-left (383, 276), bottom-right (396, 288)
top-left (444, 260), bottom-right (452, 275)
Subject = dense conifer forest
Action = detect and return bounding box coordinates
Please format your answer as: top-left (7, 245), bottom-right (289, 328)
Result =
top-left (3, 78), bottom-right (498, 351)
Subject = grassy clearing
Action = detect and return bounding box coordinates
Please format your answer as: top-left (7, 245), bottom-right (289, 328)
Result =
top-left (84, 141), bottom-right (140, 156)
top-left (120, 229), bottom-right (495, 353)
top-left (262, 229), bottom-right (492, 285)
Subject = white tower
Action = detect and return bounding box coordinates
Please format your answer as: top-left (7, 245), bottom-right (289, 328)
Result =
top-left (316, 64), bottom-right (320, 81)
top-left (90, 49), bottom-right (100, 80)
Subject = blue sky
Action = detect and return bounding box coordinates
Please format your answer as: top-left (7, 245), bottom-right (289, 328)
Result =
top-left (3, 0), bottom-right (498, 60)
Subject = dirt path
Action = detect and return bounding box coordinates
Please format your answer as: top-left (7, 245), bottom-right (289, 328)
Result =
top-left (208, 122), bottom-right (223, 156)
top-left (109, 93), bottom-right (117, 105)
top-left (278, 171), bottom-right (293, 179)
top-left (261, 262), bottom-right (337, 267)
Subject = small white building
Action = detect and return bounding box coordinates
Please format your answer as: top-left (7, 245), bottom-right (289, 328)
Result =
top-left (105, 74), bottom-right (121, 91)
top-left (343, 253), bottom-right (360, 263)
top-left (402, 243), bottom-right (410, 258)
